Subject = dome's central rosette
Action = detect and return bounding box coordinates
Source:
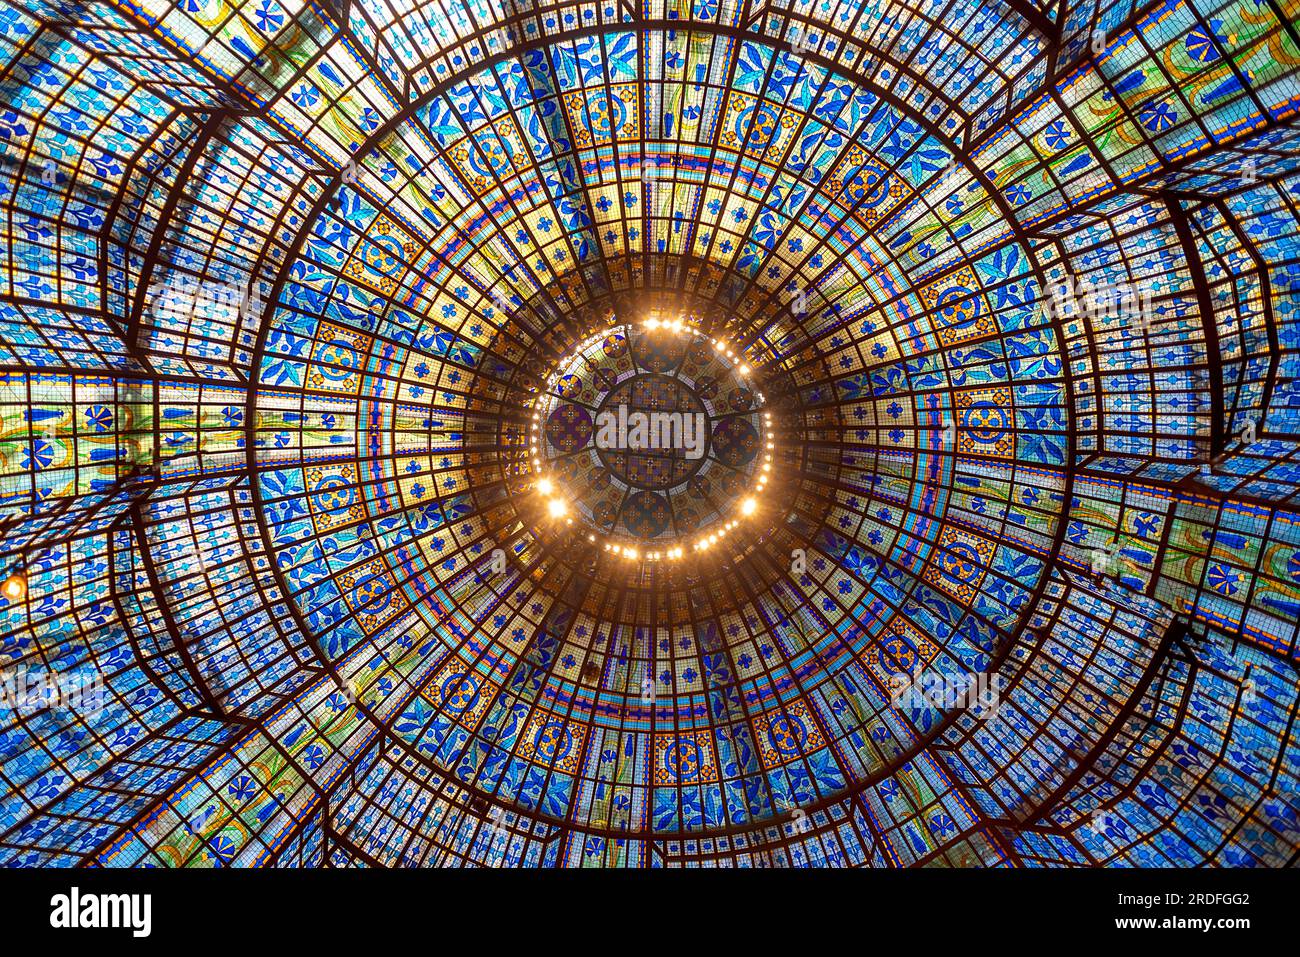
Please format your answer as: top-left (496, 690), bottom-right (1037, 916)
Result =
top-left (528, 320), bottom-right (770, 560)
top-left (593, 374), bottom-right (710, 486)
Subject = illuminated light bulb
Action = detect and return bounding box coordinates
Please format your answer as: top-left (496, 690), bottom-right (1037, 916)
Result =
top-left (646, 318), bottom-right (661, 330)
top-left (741, 498), bottom-right (757, 516)
top-left (547, 498), bottom-right (567, 518)
top-left (2, 574), bottom-right (26, 601)
top-left (714, 341), bottom-right (724, 350)
top-left (625, 549), bottom-right (638, 560)
top-left (536, 477), bottom-right (554, 495)
top-left (708, 534), bottom-right (718, 544)
top-left (589, 534), bottom-right (596, 542)
top-left (739, 364), bottom-right (750, 376)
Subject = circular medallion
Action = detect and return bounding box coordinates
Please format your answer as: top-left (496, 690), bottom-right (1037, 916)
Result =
top-left (528, 322), bottom-right (771, 557)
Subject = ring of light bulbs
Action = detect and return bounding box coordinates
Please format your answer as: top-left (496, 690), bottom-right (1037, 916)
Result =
top-left (526, 317), bottom-right (774, 563)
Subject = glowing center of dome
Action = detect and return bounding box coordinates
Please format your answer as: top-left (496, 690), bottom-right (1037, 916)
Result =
top-left (528, 321), bottom-right (770, 559)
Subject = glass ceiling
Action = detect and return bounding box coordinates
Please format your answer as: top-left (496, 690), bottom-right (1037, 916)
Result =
top-left (0, 0), bottom-right (1297, 867)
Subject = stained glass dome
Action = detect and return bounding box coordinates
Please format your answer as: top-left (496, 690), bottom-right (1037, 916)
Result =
top-left (0, 0), bottom-right (1297, 870)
